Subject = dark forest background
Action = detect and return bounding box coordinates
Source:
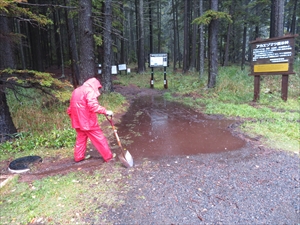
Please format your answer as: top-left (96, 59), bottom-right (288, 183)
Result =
top-left (1, 0), bottom-right (299, 83)
top-left (0, 0), bottom-right (299, 141)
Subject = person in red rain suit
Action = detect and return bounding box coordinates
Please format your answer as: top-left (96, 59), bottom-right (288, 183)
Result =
top-left (67, 77), bottom-right (114, 162)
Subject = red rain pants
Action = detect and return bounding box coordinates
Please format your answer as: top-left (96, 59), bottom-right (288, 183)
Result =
top-left (74, 128), bottom-right (112, 162)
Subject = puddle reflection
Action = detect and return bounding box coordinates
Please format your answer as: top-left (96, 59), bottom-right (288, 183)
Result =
top-left (116, 96), bottom-right (245, 160)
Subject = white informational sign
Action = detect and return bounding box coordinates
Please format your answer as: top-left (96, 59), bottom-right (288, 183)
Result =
top-left (111, 65), bottom-right (118, 74)
top-left (118, 64), bottom-right (127, 71)
top-left (97, 64), bottom-right (101, 74)
top-left (149, 53), bottom-right (168, 67)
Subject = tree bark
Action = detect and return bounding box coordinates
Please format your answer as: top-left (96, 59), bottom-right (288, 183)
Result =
top-left (190, 0), bottom-right (197, 71)
top-left (78, 0), bottom-right (95, 85)
top-left (207, 0), bottom-right (218, 88)
top-left (199, 0), bottom-right (204, 77)
top-left (290, 0), bottom-right (298, 34)
top-left (223, 1), bottom-right (233, 67)
top-left (16, 19), bottom-right (26, 69)
top-left (0, 89), bottom-right (17, 143)
top-left (120, 2), bottom-right (126, 64)
top-left (138, 0), bottom-right (145, 73)
top-left (128, 1), bottom-right (136, 64)
top-left (157, 0), bottom-right (161, 53)
top-left (64, 0), bottom-right (80, 87)
top-left (270, 0), bottom-right (284, 38)
top-left (55, 8), bottom-right (65, 77)
top-left (172, 0), bottom-right (177, 70)
top-left (176, 2), bottom-right (181, 68)
top-left (102, 0), bottom-right (113, 92)
top-left (149, 0), bottom-right (153, 53)
top-left (28, 22), bottom-right (44, 71)
top-left (0, 16), bottom-right (17, 142)
top-left (241, 24), bottom-right (247, 70)
top-left (183, 0), bottom-right (190, 73)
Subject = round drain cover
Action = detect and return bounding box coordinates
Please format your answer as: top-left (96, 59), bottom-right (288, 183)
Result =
top-left (8, 156), bottom-right (42, 173)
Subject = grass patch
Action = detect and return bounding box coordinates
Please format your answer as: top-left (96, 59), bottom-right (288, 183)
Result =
top-left (242, 120), bottom-right (299, 151)
top-left (0, 166), bottom-right (129, 224)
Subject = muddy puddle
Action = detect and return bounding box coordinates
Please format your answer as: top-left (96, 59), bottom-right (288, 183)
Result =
top-left (115, 96), bottom-right (246, 160)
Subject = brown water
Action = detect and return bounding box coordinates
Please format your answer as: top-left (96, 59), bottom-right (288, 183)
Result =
top-left (116, 96), bottom-right (245, 160)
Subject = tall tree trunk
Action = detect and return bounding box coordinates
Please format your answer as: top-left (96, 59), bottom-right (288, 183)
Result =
top-left (270, 0), bottom-right (284, 38)
top-left (157, 0), bottom-right (161, 52)
top-left (223, 1), bottom-right (233, 67)
top-left (28, 22), bottom-right (44, 71)
top-left (172, 0), bottom-right (177, 70)
top-left (0, 89), bottom-right (17, 143)
top-left (199, 0), bottom-right (204, 78)
top-left (120, 2), bottom-right (126, 64)
top-left (52, 0), bottom-right (61, 69)
top-left (129, 1), bottom-right (136, 63)
top-left (138, 0), bottom-right (145, 73)
top-left (16, 19), bottom-right (26, 69)
top-left (241, 24), bottom-right (247, 70)
top-left (176, 0), bottom-right (181, 68)
top-left (135, 0), bottom-right (139, 64)
top-left (183, 0), bottom-right (190, 73)
top-left (290, 0), bottom-right (298, 34)
top-left (149, 0), bottom-right (153, 53)
top-left (190, 0), bottom-right (197, 71)
top-left (64, 0), bottom-right (80, 87)
top-left (102, 0), bottom-right (113, 92)
top-left (78, 0), bottom-right (95, 85)
top-left (0, 16), bottom-right (17, 142)
top-left (55, 8), bottom-right (65, 77)
top-left (207, 0), bottom-right (218, 88)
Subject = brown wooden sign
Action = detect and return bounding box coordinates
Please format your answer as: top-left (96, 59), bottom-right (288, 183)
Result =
top-left (249, 34), bottom-right (298, 101)
top-left (249, 35), bottom-right (296, 76)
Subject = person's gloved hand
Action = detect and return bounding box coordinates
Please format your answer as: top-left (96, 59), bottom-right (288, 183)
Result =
top-left (106, 110), bottom-right (113, 116)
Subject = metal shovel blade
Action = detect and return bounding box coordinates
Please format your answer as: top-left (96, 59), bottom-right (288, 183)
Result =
top-left (118, 150), bottom-right (133, 168)
top-left (124, 150), bottom-right (133, 167)
top-left (106, 115), bottom-right (134, 168)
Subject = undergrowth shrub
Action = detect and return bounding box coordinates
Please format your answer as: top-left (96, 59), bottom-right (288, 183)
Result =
top-left (1, 87), bottom-right (126, 157)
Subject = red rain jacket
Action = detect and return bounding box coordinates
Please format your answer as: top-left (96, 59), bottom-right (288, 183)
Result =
top-left (67, 78), bottom-right (107, 130)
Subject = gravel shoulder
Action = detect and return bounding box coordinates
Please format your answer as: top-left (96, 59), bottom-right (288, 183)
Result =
top-left (99, 145), bottom-right (299, 224)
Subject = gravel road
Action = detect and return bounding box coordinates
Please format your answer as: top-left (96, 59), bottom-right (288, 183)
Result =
top-left (97, 143), bottom-right (299, 224)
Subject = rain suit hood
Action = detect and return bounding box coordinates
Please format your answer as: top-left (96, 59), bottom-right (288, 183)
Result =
top-left (67, 77), bottom-right (107, 130)
top-left (83, 77), bottom-right (102, 97)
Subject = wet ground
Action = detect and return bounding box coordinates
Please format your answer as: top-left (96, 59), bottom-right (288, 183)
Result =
top-left (116, 95), bottom-right (245, 160)
top-left (99, 85), bottom-right (299, 224)
top-left (1, 84), bottom-right (299, 224)
top-left (0, 90), bottom-right (246, 180)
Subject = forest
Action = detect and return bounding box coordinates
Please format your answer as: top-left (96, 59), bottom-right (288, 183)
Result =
top-left (1, 2), bottom-right (300, 224)
top-left (0, 0), bottom-right (299, 141)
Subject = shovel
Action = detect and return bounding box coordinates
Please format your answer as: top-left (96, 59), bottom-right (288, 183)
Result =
top-left (106, 115), bottom-right (134, 168)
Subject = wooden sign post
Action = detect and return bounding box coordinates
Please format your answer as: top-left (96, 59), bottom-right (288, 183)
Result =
top-left (249, 34), bottom-right (297, 101)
